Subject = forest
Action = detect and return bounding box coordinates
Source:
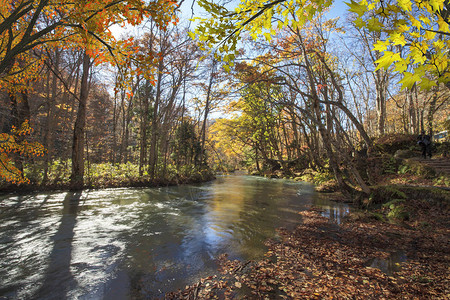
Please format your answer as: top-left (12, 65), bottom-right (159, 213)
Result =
top-left (0, 0), bottom-right (449, 298)
top-left (0, 0), bottom-right (449, 193)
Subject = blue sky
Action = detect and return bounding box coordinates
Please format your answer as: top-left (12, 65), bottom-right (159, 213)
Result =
top-left (327, 0), bottom-right (349, 19)
top-left (110, 0), bottom-right (351, 38)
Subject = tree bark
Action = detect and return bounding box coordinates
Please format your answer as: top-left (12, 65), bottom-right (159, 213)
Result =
top-left (200, 59), bottom-right (217, 165)
top-left (427, 87), bottom-right (439, 136)
top-left (70, 51), bottom-right (90, 189)
top-left (149, 55), bottom-right (163, 179)
top-left (375, 69), bottom-right (387, 136)
top-left (43, 49), bottom-right (60, 183)
top-left (139, 81), bottom-right (151, 176)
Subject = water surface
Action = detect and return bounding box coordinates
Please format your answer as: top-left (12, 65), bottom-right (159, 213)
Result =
top-left (0, 175), bottom-right (348, 299)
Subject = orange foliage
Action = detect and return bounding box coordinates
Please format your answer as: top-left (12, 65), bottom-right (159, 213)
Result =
top-left (0, 0), bottom-right (179, 183)
top-left (0, 0), bottom-right (179, 86)
top-left (0, 121), bottom-right (45, 184)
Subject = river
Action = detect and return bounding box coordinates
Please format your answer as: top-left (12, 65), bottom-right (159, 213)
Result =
top-left (0, 175), bottom-right (349, 299)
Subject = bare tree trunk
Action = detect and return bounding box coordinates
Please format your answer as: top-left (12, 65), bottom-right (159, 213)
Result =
top-left (139, 82), bottom-right (151, 176)
top-left (375, 69), bottom-right (387, 136)
top-left (408, 85), bottom-right (417, 134)
top-left (420, 111), bottom-right (425, 133)
top-left (68, 59), bottom-right (81, 161)
top-left (200, 59), bottom-right (217, 165)
top-left (70, 52), bottom-right (90, 189)
top-left (111, 92), bottom-right (118, 164)
top-left (123, 120), bottom-right (129, 163)
top-left (149, 56), bottom-right (164, 179)
top-left (119, 91), bottom-right (126, 163)
top-left (255, 143), bottom-right (261, 173)
top-left (43, 71), bottom-right (52, 183)
top-left (43, 49), bottom-right (60, 183)
top-left (300, 122), bottom-right (321, 170)
top-left (427, 87), bottom-right (439, 136)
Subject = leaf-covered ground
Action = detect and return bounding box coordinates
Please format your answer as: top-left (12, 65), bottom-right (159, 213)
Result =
top-left (165, 203), bottom-right (449, 299)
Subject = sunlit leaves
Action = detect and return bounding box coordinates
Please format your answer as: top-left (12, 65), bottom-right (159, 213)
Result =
top-left (390, 33), bottom-right (406, 46)
top-left (190, 0), bottom-right (333, 70)
top-left (0, 0), bottom-right (179, 184)
top-left (0, 0), bottom-right (178, 83)
top-left (0, 121), bottom-right (45, 184)
top-left (374, 51), bottom-right (401, 70)
top-left (373, 40), bottom-right (388, 52)
top-left (397, 0), bottom-right (412, 11)
top-left (191, 0), bottom-right (450, 89)
top-left (346, 0), bottom-right (367, 17)
top-left (349, 0), bottom-right (450, 90)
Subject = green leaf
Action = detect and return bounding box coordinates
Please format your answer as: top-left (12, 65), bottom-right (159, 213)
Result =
top-left (373, 40), bottom-right (388, 52)
top-left (367, 17), bottom-right (383, 31)
top-left (418, 77), bottom-right (437, 90)
top-left (394, 59), bottom-right (408, 73)
top-left (397, 0), bottom-right (412, 11)
top-left (398, 72), bottom-right (420, 89)
top-left (374, 51), bottom-right (401, 70)
top-left (391, 32), bottom-right (406, 46)
top-left (354, 17), bottom-right (365, 28)
top-left (345, 0), bottom-right (367, 17)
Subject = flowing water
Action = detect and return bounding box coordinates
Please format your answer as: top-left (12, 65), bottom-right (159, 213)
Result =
top-left (0, 175), bottom-right (349, 299)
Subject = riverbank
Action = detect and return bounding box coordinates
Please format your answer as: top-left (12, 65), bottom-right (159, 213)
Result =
top-left (0, 163), bottom-right (215, 193)
top-left (165, 186), bottom-right (449, 299)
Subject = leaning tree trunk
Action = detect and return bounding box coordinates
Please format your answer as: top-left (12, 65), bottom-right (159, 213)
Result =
top-left (298, 33), bottom-right (352, 197)
top-left (313, 96), bottom-right (351, 197)
top-left (70, 52), bottom-right (90, 189)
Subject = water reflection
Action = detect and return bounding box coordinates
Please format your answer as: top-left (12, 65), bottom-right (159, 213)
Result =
top-left (36, 192), bottom-right (81, 299)
top-left (313, 194), bottom-right (350, 224)
top-left (368, 252), bottom-right (407, 276)
top-left (0, 176), bottom-right (348, 299)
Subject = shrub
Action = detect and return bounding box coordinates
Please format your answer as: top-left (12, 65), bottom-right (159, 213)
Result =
top-left (398, 164), bottom-right (411, 174)
top-left (403, 159), bottom-right (436, 178)
top-left (367, 185), bottom-right (407, 206)
top-left (373, 133), bottom-right (416, 155)
top-left (382, 156), bottom-right (401, 174)
top-left (434, 175), bottom-right (450, 186)
top-left (387, 205), bottom-right (409, 221)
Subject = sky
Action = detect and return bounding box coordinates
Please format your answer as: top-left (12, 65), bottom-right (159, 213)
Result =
top-left (110, 0), bottom-right (351, 39)
top-left (328, 0), bottom-right (349, 20)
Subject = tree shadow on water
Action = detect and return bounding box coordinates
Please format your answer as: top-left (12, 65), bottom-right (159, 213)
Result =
top-left (34, 191), bottom-right (82, 300)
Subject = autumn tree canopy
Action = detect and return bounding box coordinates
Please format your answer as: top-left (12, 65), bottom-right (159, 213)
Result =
top-left (0, 0), bottom-right (178, 183)
top-left (0, 0), bottom-right (178, 85)
top-left (191, 0), bottom-right (450, 90)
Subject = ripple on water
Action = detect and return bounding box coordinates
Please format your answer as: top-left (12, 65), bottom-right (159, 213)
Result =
top-left (0, 176), bottom-right (350, 299)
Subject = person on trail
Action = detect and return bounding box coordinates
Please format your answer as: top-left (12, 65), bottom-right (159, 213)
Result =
top-left (417, 131), bottom-right (432, 159)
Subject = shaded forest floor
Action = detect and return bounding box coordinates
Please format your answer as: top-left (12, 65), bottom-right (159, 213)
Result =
top-left (165, 188), bottom-right (449, 299)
